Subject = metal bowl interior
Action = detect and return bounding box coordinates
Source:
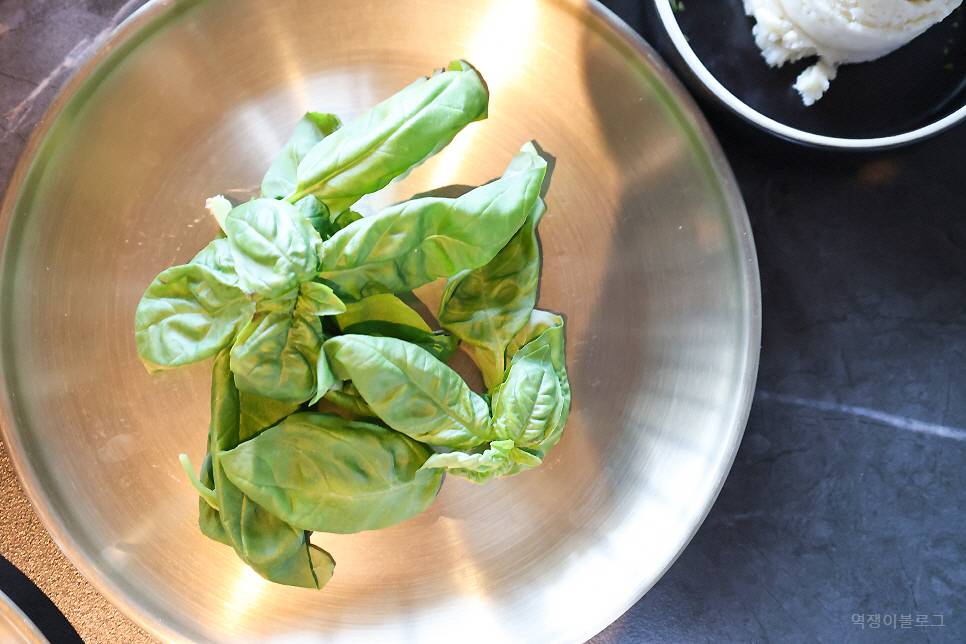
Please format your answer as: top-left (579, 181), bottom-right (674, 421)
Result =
top-left (0, 0), bottom-right (760, 642)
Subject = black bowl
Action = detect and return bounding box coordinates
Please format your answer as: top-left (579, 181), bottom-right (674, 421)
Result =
top-left (641, 0), bottom-right (966, 149)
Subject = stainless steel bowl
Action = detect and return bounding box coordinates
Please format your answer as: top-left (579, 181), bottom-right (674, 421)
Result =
top-left (0, 590), bottom-right (50, 644)
top-left (0, 0), bottom-right (760, 642)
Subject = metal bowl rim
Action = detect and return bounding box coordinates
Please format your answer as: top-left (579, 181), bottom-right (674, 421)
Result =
top-left (0, 589), bottom-right (51, 644)
top-left (0, 0), bottom-right (762, 641)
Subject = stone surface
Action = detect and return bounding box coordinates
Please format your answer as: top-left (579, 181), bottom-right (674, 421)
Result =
top-left (1, 1), bottom-right (965, 643)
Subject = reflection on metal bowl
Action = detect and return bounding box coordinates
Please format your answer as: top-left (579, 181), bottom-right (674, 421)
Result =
top-left (0, 0), bottom-right (759, 642)
top-left (0, 590), bottom-right (50, 644)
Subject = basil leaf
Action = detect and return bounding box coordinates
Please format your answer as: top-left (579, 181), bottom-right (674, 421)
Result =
top-left (321, 382), bottom-right (374, 417)
top-left (229, 297), bottom-right (325, 404)
top-left (338, 293), bottom-right (458, 361)
top-left (208, 350), bottom-right (333, 589)
top-left (298, 281), bottom-right (346, 316)
top-left (490, 345), bottom-right (565, 448)
top-left (423, 442), bottom-right (541, 483)
top-left (460, 447), bottom-right (543, 482)
top-left (294, 196), bottom-right (330, 237)
top-left (318, 143), bottom-right (547, 301)
top-left (135, 239), bottom-right (254, 371)
top-left (502, 311), bottom-right (571, 461)
top-left (197, 451), bottom-right (231, 546)
top-left (238, 391), bottom-right (299, 443)
top-left (324, 334), bottom-right (491, 448)
top-left (290, 60), bottom-right (488, 212)
top-left (262, 112), bottom-right (341, 200)
top-left (294, 196), bottom-right (364, 241)
top-left (220, 412), bottom-right (443, 534)
top-left (438, 196), bottom-right (546, 389)
top-left (425, 345), bottom-right (563, 481)
top-left (336, 293), bottom-right (428, 330)
top-left (223, 198), bottom-right (322, 300)
top-left (188, 236), bottom-right (238, 280)
top-left (421, 439), bottom-right (514, 473)
top-left (506, 310), bottom-right (570, 403)
top-left (205, 195), bottom-right (232, 233)
top-left (342, 320), bottom-right (459, 363)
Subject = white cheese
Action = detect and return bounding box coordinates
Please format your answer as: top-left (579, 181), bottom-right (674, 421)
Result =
top-left (743, 0), bottom-right (962, 105)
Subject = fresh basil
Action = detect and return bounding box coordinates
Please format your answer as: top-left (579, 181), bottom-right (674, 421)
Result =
top-left (197, 451), bottom-right (230, 546)
top-left (336, 293), bottom-right (429, 330)
top-left (318, 143), bottom-right (547, 301)
top-left (438, 195), bottom-right (546, 389)
top-left (320, 381), bottom-right (374, 417)
top-left (262, 112), bottom-right (342, 200)
top-left (423, 442), bottom-right (541, 483)
top-left (506, 310), bottom-right (570, 404)
top-left (206, 350), bottom-right (334, 589)
top-left (324, 334), bottom-right (491, 448)
top-left (229, 307), bottom-right (322, 404)
top-left (423, 318), bottom-right (570, 482)
top-left (421, 438), bottom-right (514, 474)
top-left (223, 198), bottom-right (322, 300)
top-left (140, 62), bottom-right (573, 589)
top-left (220, 412), bottom-right (443, 534)
top-left (338, 293), bottom-right (458, 361)
top-left (134, 238), bottom-right (255, 371)
top-left (490, 345), bottom-right (565, 447)
top-left (289, 60), bottom-right (488, 213)
top-left (295, 196), bottom-right (364, 241)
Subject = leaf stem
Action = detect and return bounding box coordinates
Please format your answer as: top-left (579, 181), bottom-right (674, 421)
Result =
top-left (179, 454), bottom-right (219, 510)
top-left (285, 189), bottom-right (307, 204)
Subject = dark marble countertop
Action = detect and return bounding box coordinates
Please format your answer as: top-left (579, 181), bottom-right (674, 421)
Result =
top-left (1, 1), bottom-right (964, 643)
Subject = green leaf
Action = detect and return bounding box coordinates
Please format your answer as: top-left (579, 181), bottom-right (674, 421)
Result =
top-left (134, 239), bottom-right (255, 371)
top-left (336, 293), bottom-right (428, 330)
top-left (337, 293), bottom-right (458, 362)
top-left (501, 311), bottom-right (571, 461)
top-left (180, 453), bottom-right (218, 510)
top-left (208, 350), bottom-right (333, 589)
top-left (420, 439), bottom-right (514, 473)
top-left (220, 412), bottom-right (443, 534)
top-left (444, 446), bottom-right (542, 483)
top-left (229, 296), bottom-right (325, 404)
top-left (506, 310), bottom-right (570, 403)
top-left (298, 281), bottom-right (346, 316)
top-left (320, 382), bottom-right (374, 417)
top-left (324, 335), bottom-right (491, 448)
top-left (262, 112), bottom-right (341, 200)
top-left (289, 61), bottom-right (488, 212)
top-left (423, 339), bottom-right (563, 483)
top-left (341, 320), bottom-right (459, 363)
top-left (238, 392), bottom-right (299, 443)
top-left (197, 451), bottom-right (231, 546)
top-left (206, 195), bottom-right (233, 232)
top-left (318, 143), bottom-right (547, 301)
top-left (490, 345), bottom-right (565, 448)
top-left (198, 390), bottom-right (299, 544)
top-left (294, 196), bottom-right (330, 237)
top-left (438, 194), bottom-right (546, 390)
top-left (223, 198), bottom-right (322, 300)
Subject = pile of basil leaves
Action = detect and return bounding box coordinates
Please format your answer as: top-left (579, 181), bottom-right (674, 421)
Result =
top-left (134, 61), bottom-right (570, 589)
